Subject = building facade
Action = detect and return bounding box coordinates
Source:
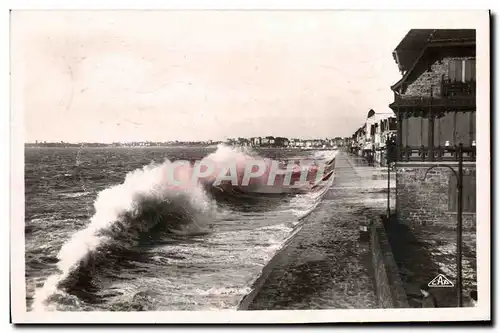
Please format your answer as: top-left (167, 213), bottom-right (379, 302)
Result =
top-left (390, 29), bottom-right (476, 229)
top-left (350, 126), bottom-right (365, 156)
top-left (373, 115), bottom-right (397, 166)
top-left (364, 110), bottom-right (397, 166)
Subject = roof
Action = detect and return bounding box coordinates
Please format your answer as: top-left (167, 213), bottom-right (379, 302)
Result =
top-left (393, 29), bottom-right (476, 73)
top-left (391, 29), bottom-right (476, 91)
top-left (393, 29), bottom-right (434, 73)
top-left (430, 29), bottom-right (476, 43)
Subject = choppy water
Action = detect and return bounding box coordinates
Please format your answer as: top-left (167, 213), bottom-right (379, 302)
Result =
top-left (25, 145), bottom-right (335, 311)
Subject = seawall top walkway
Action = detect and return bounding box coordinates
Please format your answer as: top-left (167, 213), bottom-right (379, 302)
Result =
top-left (240, 152), bottom-right (394, 310)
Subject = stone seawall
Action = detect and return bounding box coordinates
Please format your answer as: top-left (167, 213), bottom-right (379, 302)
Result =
top-left (370, 218), bottom-right (409, 308)
top-left (237, 224), bottom-right (303, 310)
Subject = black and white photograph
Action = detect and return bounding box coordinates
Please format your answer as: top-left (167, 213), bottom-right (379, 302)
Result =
top-left (9, 8), bottom-right (490, 324)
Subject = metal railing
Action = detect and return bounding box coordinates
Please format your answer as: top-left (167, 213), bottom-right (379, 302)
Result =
top-left (442, 79), bottom-right (476, 97)
top-left (399, 145), bottom-right (476, 162)
top-left (393, 94), bottom-right (476, 108)
top-left (392, 79), bottom-right (476, 108)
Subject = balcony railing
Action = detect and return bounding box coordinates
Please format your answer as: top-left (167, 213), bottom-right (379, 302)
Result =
top-left (391, 80), bottom-right (476, 109)
top-left (392, 94), bottom-right (475, 108)
top-left (399, 145), bottom-right (476, 162)
top-left (442, 79), bottom-right (476, 98)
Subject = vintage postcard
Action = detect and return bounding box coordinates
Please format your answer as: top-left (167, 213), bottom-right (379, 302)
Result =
top-left (10, 8), bottom-right (490, 324)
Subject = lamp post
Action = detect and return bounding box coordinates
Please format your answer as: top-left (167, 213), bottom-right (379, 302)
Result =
top-left (422, 143), bottom-right (464, 307)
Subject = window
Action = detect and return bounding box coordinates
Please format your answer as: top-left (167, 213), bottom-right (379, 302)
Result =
top-left (448, 59), bottom-right (476, 82)
top-left (448, 174), bottom-right (476, 213)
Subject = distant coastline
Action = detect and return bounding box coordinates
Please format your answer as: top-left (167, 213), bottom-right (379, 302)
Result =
top-left (25, 136), bottom-right (346, 150)
top-left (24, 142), bottom-right (221, 149)
top-left (24, 144), bottom-right (336, 151)
top-left (24, 144), bottom-right (335, 151)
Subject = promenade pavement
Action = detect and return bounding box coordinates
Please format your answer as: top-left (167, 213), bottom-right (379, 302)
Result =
top-left (241, 152), bottom-right (395, 310)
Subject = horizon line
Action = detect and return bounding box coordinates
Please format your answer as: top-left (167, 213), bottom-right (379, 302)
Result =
top-left (25, 137), bottom-right (347, 144)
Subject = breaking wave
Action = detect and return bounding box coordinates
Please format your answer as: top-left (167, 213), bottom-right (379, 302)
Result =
top-left (31, 144), bottom-right (335, 311)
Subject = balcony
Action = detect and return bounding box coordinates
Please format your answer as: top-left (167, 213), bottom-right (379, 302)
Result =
top-left (390, 80), bottom-right (476, 110)
top-left (442, 79), bottom-right (476, 98)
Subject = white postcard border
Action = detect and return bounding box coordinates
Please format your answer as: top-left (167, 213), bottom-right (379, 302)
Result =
top-left (9, 8), bottom-right (491, 324)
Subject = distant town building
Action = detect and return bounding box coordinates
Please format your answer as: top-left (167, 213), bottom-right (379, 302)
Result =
top-left (360, 109), bottom-right (396, 162)
top-left (374, 116), bottom-right (397, 166)
top-left (349, 126), bottom-right (366, 156)
top-left (250, 137), bottom-right (262, 146)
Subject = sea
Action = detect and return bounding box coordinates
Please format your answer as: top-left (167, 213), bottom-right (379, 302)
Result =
top-left (24, 145), bottom-right (336, 311)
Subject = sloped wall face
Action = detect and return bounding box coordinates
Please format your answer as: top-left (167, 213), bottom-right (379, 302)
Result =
top-left (395, 162), bottom-right (476, 230)
top-left (371, 221), bottom-right (409, 308)
top-left (402, 48), bottom-right (476, 98)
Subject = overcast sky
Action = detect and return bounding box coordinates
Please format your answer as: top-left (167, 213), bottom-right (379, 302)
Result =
top-left (12, 10), bottom-right (484, 143)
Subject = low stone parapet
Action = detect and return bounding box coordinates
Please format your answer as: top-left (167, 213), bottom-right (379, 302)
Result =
top-left (370, 217), bottom-right (409, 308)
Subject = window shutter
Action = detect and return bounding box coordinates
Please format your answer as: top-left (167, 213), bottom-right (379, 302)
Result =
top-left (448, 59), bottom-right (463, 82)
top-left (464, 59), bottom-right (475, 82)
top-left (471, 60), bottom-right (476, 81)
top-left (464, 60), bottom-right (471, 81)
top-left (455, 60), bottom-right (463, 82)
top-left (448, 60), bottom-right (457, 81)
top-left (465, 59), bottom-right (476, 82)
